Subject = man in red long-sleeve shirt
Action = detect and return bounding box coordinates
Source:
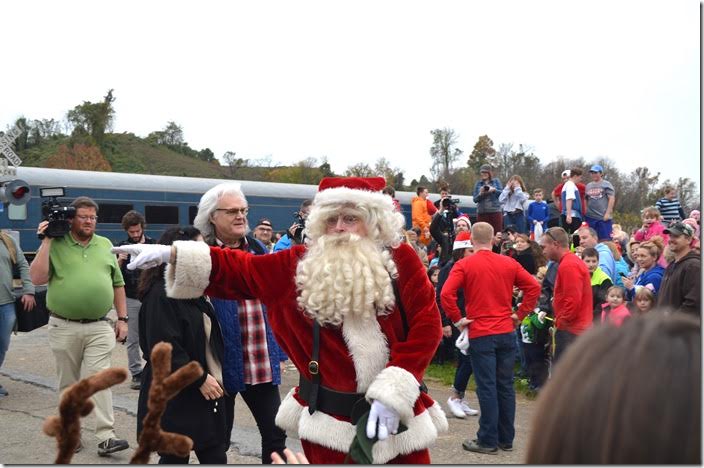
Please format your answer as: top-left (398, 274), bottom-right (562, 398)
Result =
top-left (539, 227), bottom-right (592, 363)
top-left (441, 222), bottom-right (540, 455)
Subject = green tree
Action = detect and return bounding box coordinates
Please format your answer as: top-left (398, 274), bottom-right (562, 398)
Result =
top-left (66, 89), bottom-right (115, 147)
top-left (344, 162), bottom-right (375, 177)
top-left (429, 128), bottom-right (463, 181)
top-left (467, 135), bottom-right (497, 172)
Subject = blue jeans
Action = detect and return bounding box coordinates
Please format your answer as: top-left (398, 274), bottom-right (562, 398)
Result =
top-left (503, 212), bottom-right (527, 234)
top-left (585, 216), bottom-right (613, 242)
top-left (469, 332), bottom-right (516, 448)
top-left (0, 302), bottom-right (17, 368)
top-left (452, 349), bottom-right (473, 396)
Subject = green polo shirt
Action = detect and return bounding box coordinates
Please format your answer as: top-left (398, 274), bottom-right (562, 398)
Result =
top-left (47, 232), bottom-right (125, 320)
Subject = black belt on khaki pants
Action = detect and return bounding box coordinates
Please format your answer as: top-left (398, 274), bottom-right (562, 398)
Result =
top-left (298, 375), bottom-right (369, 420)
top-left (50, 312), bottom-right (107, 324)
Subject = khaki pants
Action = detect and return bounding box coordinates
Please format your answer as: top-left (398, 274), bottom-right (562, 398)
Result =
top-left (47, 316), bottom-right (117, 443)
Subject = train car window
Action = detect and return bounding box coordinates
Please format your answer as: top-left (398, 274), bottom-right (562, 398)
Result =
top-left (146, 205), bottom-right (179, 224)
top-left (7, 204), bottom-right (27, 221)
top-left (99, 203), bottom-right (134, 224)
top-left (188, 206), bottom-right (198, 224)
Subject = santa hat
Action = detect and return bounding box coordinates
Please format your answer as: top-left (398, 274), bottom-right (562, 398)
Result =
top-left (453, 231), bottom-right (473, 250)
top-left (313, 177), bottom-right (390, 211)
top-left (454, 214), bottom-right (471, 226)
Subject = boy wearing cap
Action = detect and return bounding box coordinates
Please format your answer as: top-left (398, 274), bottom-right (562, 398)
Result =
top-left (656, 222), bottom-right (701, 316)
top-left (584, 165), bottom-right (616, 241)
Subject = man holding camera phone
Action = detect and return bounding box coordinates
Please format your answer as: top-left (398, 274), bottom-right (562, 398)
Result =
top-left (29, 196), bottom-right (130, 456)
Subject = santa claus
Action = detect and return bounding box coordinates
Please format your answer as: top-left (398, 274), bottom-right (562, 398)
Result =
top-left (113, 176), bottom-right (448, 464)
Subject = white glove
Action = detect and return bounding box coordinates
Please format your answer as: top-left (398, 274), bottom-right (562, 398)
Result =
top-left (366, 400), bottom-right (400, 441)
top-left (111, 244), bottom-right (173, 270)
top-left (537, 311), bottom-right (547, 324)
top-left (455, 328), bottom-right (470, 355)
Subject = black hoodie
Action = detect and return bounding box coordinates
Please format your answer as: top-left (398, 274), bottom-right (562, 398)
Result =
top-left (656, 251), bottom-right (701, 316)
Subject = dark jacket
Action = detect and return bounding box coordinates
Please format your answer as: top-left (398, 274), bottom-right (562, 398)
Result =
top-left (656, 251), bottom-right (701, 316)
top-left (436, 259), bottom-right (465, 326)
top-left (137, 277), bottom-right (227, 450)
top-left (117, 235), bottom-right (156, 299)
top-left (209, 235), bottom-right (287, 394)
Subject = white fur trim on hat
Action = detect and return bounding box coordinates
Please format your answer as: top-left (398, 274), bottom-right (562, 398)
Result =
top-left (165, 240), bottom-right (212, 299)
top-left (365, 366), bottom-right (420, 422)
top-left (453, 239), bottom-right (473, 250)
top-left (314, 186), bottom-right (393, 212)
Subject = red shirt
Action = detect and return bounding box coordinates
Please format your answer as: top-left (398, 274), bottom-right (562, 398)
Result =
top-left (440, 250), bottom-right (540, 339)
top-left (553, 252), bottom-right (593, 334)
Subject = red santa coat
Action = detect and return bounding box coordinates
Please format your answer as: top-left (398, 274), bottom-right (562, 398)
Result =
top-left (165, 240), bottom-right (448, 464)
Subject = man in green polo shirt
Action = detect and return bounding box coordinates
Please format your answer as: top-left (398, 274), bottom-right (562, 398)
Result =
top-left (30, 196), bottom-right (130, 456)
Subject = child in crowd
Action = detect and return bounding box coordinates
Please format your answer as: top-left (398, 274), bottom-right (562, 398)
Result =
top-left (513, 234), bottom-right (537, 274)
top-left (583, 247), bottom-right (612, 323)
top-left (632, 287), bottom-right (655, 315)
top-left (634, 206), bottom-right (669, 244)
top-left (601, 286), bottom-right (631, 327)
top-left (603, 241), bottom-right (630, 288)
top-left (427, 265), bottom-right (440, 287)
top-left (520, 309), bottom-right (550, 391)
top-left (527, 188), bottom-right (549, 240)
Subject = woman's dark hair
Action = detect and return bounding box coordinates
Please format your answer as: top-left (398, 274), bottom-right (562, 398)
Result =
top-left (137, 226), bottom-right (201, 300)
top-left (526, 313), bottom-right (701, 464)
top-left (427, 265), bottom-right (440, 282)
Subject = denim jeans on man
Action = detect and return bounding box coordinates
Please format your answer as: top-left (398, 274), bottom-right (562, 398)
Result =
top-left (0, 302), bottom-right (16, 368)
top-left (469, 331), bottom-right (516, 448)
top-left (452, 349), bottom-right (473, 397)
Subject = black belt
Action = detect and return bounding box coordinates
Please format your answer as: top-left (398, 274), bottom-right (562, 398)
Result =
top-left (50, 313), bottom-right (107, 324)
top-left (298, 374), bottom-right (369, 420)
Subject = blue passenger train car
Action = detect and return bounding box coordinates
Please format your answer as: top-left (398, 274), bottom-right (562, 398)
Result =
top-left (9, 167), bottom-right (477, 255)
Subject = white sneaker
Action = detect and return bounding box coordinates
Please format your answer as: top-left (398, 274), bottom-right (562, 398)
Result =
top-left (460, 400), bottom-right (479, 416)
top-left (447, 397), bottom-right (466, 418)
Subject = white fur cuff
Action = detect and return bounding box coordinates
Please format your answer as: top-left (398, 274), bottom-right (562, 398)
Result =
top-left (365, 366), bottom-right (420, 422)
top-left (165, 240), bottom-right (212, 299)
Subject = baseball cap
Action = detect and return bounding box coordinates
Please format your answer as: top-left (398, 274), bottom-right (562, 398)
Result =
top-left (561, 169), bottom-right (571, 178)
top-left (255, 218), bottom-right (273, 229)
top-left (589, 164), bottom-right (604, 173)
top-left (663, 221), bottom-right (694, 237)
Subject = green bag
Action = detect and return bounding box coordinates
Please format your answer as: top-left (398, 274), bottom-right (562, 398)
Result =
top-left (345, 410), bottom-right (408, 464)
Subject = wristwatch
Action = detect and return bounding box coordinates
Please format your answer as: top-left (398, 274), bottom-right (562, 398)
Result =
top-left (117, 316), bottom-right (129, 322)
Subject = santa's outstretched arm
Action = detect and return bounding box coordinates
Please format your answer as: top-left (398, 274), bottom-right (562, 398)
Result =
top-left (113, 241), bottom-right (302, 302)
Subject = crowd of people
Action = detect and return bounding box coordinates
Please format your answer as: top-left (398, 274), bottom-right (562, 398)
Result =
top-left (0, 164), bottom-right (698, 464)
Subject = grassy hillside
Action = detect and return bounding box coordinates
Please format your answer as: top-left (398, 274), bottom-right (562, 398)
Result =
top-left (18, 132), bottom-right (271, 180)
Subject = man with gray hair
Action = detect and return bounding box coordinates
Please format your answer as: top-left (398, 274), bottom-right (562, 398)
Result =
top-left (192, 182), bottom-right (288, 464)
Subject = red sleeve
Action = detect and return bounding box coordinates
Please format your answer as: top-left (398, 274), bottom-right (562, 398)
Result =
top-left (440, 260), bottom-right (465, 324)
top-left (387, 244), bottom-right (442, 381)
top-left (206, 245), bottom-right (302, 303)
top-left (554, 261), bottom-right (585, 323)
top-left (515, 266), bottom-right (541, 320)
top-left (426, 199), bottom-right (438, 216)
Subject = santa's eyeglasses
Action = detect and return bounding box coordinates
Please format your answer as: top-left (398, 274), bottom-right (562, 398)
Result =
top-left (325, 214), bottom-right (361, 227)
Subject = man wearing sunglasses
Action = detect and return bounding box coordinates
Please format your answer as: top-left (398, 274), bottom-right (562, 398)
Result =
top-left (539, 227), bottom-right (592, 362)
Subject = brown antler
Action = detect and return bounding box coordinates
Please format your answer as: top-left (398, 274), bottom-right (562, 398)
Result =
top-left (130, 342), bottom-right (203, 464)
top-left (43, 367), bottom-right (128, 464)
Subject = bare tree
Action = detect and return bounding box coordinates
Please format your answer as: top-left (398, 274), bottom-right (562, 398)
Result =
top-left (429, 128), bottom-right (463, 181)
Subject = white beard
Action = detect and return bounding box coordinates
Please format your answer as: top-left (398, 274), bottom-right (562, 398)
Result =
top-left (295, 232), bottom-right (398, 326)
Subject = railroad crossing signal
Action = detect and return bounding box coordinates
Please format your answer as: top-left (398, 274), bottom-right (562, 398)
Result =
top-left (0, 124), bottom-right (24, 167)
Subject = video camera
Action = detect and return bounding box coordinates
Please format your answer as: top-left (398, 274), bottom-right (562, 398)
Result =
top-left (39, 187), bottom-right (75, 239)
top-left (291, 211), bottom-right (306, 244)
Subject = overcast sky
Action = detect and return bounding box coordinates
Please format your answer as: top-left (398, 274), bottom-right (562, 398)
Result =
top-left (2, 0), bottom-right (700, 189)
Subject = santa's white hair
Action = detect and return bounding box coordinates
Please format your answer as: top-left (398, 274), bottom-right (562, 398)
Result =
top-left (295, 187), bottom-right (406, 326)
